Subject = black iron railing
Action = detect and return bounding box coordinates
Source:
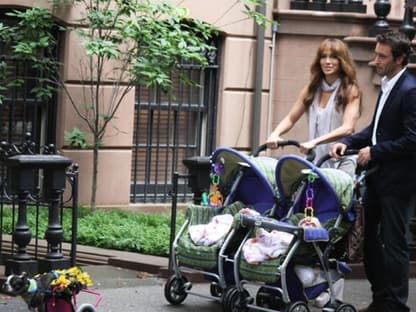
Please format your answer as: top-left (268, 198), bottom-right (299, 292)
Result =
top-left (290, 0), bottom-right (366, 13)
top-left (0, 134), bottom-right (79, 275)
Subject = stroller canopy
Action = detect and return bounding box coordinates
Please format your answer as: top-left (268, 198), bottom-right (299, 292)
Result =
top-left (210, 147), bottom-right (278, 214)
top-left (275, 155), bottom-right (354, 222)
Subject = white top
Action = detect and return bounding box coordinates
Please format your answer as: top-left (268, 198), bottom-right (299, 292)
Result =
top-left (371, 67), bottom-right (406, 145)
top-left (308, 79), bottom-right (357, 177)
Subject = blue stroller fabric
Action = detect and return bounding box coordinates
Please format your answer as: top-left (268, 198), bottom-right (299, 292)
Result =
top-left (210, 147), bottom-right (279, 214)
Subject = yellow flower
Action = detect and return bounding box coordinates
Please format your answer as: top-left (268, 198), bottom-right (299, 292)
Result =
top-left (50, 266), bottom-right (93, 292)
top-left (51, 274), bottom-right (71, 290)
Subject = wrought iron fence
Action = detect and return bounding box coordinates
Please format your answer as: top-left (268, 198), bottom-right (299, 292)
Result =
top-left (0, 136), bottom-right (79, 275)
top-left (290, 0), bottom-right (366, 12)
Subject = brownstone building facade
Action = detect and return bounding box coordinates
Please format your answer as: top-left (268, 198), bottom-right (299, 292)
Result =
top-left (0, 0), bottom-right (410, 209)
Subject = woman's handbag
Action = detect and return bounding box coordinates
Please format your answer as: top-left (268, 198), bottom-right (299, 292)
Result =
top-left (343, 203), bottom-right (364, 263)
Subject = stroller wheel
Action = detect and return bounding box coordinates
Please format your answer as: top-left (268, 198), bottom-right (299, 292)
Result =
top-left (286, 301), bottom-right (310, 312)
top-left (210, 282), bottom-right (223, 297)
top-left (256, 286), bottom-right (284, 309)
top-left (164, 275), bottom-right (189, 305)
top-left (335, 303), bottom-right (357, 312)
top-left (227, 289), bottom-right (250, 312)
top-left (76, 303), bottom-right (97, 312)
top-left (222, 287), bottom-right (238, 312)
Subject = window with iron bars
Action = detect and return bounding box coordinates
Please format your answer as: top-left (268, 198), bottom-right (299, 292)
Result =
top-left (131, 40), bottom-right (220, 203)
top-left (0, 9), bottom-right (60, 197)
top-left (0, 10), bottom-right (59, 148)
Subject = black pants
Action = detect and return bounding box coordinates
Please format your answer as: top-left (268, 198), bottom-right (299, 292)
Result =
top-left (363, 188), bottom-right (413, 312)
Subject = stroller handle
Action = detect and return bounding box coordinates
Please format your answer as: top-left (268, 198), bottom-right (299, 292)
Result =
top-left (239, 214), bottom-right (300, 235)
top-left (254, 140), bottom-right (300, 156)
top-left (315, 149), bottom-right (359, 167)
top-left (253, 140), bottom-right (316, 162)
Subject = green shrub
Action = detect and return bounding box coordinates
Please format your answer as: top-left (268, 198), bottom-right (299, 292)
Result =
top-left (1, 206), bottom-right (185, 257)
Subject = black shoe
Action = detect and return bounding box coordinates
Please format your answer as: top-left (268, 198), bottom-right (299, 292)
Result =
top-left (358, 302), bottom-right (384, 312)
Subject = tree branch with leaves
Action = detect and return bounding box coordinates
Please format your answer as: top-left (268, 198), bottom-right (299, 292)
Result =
top-left (0, 0), bottom-right (270, 210)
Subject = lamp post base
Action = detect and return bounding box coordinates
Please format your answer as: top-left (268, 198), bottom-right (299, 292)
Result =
top-left (38, 258), bottom-right (71, 274)
top-left (5, 259), bottom-right (38, 276)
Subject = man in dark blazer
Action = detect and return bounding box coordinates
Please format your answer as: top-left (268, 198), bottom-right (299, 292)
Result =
top-left (331, 31), bottom-right (416, 312)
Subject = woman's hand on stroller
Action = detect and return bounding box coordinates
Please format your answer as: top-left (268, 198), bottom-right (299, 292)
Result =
top-left (265, 135), bottom-right (285, 149)
top-left (257, 139), bottom-right (316, 162)
top-left (263, 138), bottom-right (304, 151)
top-left (256, 139), bottom-right (302, 155)
top-left (300, 140), bottom-right (317, 155)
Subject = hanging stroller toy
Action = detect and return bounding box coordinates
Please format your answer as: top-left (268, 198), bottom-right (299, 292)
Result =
top-left (297, 171), bottom-right (322, 229)
top-left (207, 173), bottom-right (224, 208)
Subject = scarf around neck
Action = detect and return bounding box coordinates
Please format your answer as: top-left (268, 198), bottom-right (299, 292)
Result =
top-left (321, 78), bottom-right (341, 92)
top-left (308, 77), bottom-right (342, 162)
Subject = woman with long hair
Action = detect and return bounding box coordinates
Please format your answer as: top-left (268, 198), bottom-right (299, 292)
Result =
top-left (266, 38), bottom-right (361, 176)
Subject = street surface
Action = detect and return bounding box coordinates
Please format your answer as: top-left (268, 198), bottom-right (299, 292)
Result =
top-left (0, 265), bottom-right (415, 311)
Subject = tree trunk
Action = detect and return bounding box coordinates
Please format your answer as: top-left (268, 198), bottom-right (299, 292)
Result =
top-left (90, 142), bottom-right (99, 211)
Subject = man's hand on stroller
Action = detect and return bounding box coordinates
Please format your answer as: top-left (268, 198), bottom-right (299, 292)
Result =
top-left (357, 146), bottom-right (371, 166)
top-left (330, 143), bottom-right (371, 166)
top-left (329, 142), bottom-right (347, 159)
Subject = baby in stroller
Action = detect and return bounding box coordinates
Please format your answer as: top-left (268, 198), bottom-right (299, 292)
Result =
top-left (225, 154), bottom-right (358, 312)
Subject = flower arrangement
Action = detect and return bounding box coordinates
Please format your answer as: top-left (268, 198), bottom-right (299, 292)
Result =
top-left (50, 266), bottom-right (93, 296)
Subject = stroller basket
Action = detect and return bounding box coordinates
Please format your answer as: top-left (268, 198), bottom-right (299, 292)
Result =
top-left (176, 201), bottom-right (245, 270)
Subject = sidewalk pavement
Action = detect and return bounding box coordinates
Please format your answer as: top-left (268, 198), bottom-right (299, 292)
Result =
top-left (95, 244), bottom-right (416, 280)
top-left (0, 246), bottom-right (415, 311)
top-left (0, 263), bottom-right (415, 311)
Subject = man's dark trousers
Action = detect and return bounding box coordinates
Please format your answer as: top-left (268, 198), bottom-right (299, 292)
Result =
top-left (363, 185), bottom-right (411, 312)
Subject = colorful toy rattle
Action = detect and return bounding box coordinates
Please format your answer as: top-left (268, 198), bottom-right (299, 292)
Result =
top-left (298, 171), bottom-right (321, 228)
top-left (208, 174), bottom-right (224, 208)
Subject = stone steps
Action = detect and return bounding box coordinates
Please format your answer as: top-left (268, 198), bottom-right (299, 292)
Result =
top-left (0, 234), bottom-right (109, 266)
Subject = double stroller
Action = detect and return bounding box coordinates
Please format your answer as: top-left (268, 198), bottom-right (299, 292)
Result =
top-left (227, 154), bottom-right (357, 312)
top-left (164, 145), bottom-right (280, 304)
top-left (165, 145), bottom-right (358, 312)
